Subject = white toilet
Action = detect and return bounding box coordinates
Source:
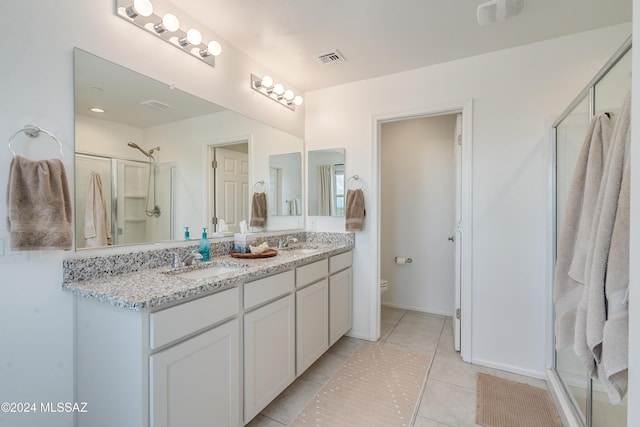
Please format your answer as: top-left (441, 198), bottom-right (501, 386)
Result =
top-left (380, 279), bottom-right (389, 295)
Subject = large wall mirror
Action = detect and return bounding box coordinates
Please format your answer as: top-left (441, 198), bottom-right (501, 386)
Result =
top-left (74, 48), bottom-right (303, 250)
top-left (307, 148), bottom-right (345, 216)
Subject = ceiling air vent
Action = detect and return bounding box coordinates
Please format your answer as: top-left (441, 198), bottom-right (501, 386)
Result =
top-left (141, 100), bottom-right (170, 110)
top-left (315, 49), bottom-right (346, 65)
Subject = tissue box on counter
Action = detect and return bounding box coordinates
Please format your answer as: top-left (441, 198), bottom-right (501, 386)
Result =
top-left (233, 233), bottom-right (259, 253)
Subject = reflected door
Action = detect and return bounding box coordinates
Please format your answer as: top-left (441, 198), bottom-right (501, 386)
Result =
top-left (215, 147), bottom-right (249, 233)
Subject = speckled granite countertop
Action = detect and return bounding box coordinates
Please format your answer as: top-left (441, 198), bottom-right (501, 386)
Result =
top-left (63, 241), bottom-right (353, 311)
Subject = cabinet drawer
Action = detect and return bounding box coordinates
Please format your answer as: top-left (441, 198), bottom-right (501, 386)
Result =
top-left (296, 259), bottom-right (328, 288)
top-left (329, 251), bottom-right (352, 274)
top-left (244, 270), bottom-right (294, 310)
top-left (150, 287), bottom-right (239, 350)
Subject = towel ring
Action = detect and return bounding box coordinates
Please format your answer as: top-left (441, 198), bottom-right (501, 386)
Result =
top-left (253, 180), bottom-right (266, 192)
top-left (8, 125), bottom-right (64, 158)
top-left (347, 175), bottom-right (364, 190)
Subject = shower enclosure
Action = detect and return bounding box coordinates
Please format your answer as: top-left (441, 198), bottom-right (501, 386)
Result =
top-left (75, 153), bottom-right (175, 249)
top-left (551, 38), bottom-right (630, 427)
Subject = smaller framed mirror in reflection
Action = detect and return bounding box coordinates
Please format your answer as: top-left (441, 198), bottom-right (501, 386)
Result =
top-left (268, 152), bottom-right (302, 216)
top-left (307, 148), bottom-right (345, 217)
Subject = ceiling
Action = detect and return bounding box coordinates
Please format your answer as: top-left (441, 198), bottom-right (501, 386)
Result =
top-left (175, 0), bottom-right (631, 92)
top-left (75, 49), bottom-right (226, 127)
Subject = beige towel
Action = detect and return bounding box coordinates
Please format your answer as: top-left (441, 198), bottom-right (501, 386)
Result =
top-left (554, 114), bottom-right (610, 351)
top-left (84, 172), bottom-right (112, 247)
top-left (6, 156), bottom-right (72, 250)
top-left (575, 92), bottom-right (630, 403)
top-left (250, 192), bottom-right (267, 228)
top-left (345, 188), bottom-right (365, 231)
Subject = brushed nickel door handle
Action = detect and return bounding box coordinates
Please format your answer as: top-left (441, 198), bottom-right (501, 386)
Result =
top-left (448, 235), bottom-right (455, 242)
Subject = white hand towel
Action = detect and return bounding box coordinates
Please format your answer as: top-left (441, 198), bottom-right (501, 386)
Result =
top-left (553, 113), bottom-right (610, 351)
top-left (84, 171), bottom-right (112, 247)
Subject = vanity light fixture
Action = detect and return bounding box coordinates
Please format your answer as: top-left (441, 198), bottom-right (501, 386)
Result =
top-left (116, 0), bottom-right (222, 68)
top-left (250, 74), bottom-right (303, 111)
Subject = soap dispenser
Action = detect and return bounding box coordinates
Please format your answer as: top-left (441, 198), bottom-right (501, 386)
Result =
top-left (184, 226), bottom-right (190, 240)
top-left (199, 228), bottom-right (210, 261)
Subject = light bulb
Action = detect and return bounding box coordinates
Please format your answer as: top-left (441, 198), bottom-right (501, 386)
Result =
top-left (180, 28), bottom-right (202, 46)
top-left (293, 96), bottom-right (303, 106)
top-left (126, 0), bottom-right (153, 18)
top-left (162, 14), bottom-right (179, 32)
top-left (284, 90), bottom-right (294, 101)
top-left (207, 40), bottom-right (222, 56)
top-left (273, 84), bottom-right (284, 95)
top-left (186, 28), bottom-right (202, 45)
top-left (154, 13), bottom-right (179, 33)
top-left (261, 75), bottom-right (274, 89)
top-left (200, 41), bottom-right (222, 58)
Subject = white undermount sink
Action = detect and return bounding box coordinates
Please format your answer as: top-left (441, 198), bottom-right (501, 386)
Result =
top-left (278, 244), bottom-right (320, 254)
top-left (165, 264), bottom-right (242, 280)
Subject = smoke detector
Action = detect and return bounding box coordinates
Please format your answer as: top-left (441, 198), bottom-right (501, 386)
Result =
top-left (477, 0), bottom-right (525, 25)
top-left (141, 99), bottom-right (170, 110)
top-left (315, 49), bottom-right (346, 65)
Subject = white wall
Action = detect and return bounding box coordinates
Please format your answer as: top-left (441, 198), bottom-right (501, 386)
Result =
top-left (144, 110), bottom-right (304, 233)
top-left (380, 115), bottom-right (457, 315)
top-left (0, 1), bottom-right (303, 426)
top-left (305, 24), bottom-right (631, 377)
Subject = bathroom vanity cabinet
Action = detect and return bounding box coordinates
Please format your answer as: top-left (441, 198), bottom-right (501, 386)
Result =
top-left (71, 248), bottom-right (352, 427)
top-left (75, 287), bottom-right (241, 427)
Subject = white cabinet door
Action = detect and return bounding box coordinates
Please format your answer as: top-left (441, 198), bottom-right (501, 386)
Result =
top-left (244, 294), bottom-right (296, 423)
top-left (296, 279), bottom-right (329, 375)
top-left (150, 319), bottom-right (240, 427)
top-left (329, 267), bottom-right (353, 346)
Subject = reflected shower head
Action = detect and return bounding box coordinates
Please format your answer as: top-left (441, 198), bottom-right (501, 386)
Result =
top-left (127, 142), bottom-right (159, 160)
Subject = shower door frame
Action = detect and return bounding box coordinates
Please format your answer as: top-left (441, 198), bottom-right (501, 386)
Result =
top-left (549, 36), bottom-right (631, 427)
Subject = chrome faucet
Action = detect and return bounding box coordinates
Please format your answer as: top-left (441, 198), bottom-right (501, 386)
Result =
top-left (173, 251), bottom-right (203, 267)
top-left (279, 236), bottom-right (299, 248)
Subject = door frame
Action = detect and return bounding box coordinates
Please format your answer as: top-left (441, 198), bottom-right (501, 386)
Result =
top-left (373, 99), bottom-right (473, 362)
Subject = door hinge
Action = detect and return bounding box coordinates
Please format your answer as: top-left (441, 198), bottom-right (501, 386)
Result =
top-left (212, 217), bottom-right (218, 225)
top-left (456, 308), bottom-right (461, 320)
top-left (457, 134), bottom-right (462, 146)
top-left (211, 160), bottom-right (218, 169)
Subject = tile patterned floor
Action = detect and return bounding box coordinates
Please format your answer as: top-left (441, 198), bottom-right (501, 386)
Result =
top-left (247, 306), bottom-right (548, 427)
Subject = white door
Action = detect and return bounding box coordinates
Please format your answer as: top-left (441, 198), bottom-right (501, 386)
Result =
top-left (453, 114), bottom-right (463, 351)
top-left (213, 147), bottom-right (249, 233)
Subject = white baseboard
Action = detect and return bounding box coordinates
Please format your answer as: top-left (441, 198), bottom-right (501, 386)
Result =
top-left (471, 357), bottom-right (546, 379)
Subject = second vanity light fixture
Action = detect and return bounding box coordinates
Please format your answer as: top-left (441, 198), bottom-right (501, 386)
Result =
top-left (251, 74), bottom-right (303, 111)
top-left (116, 0), bottom-right (222, 67)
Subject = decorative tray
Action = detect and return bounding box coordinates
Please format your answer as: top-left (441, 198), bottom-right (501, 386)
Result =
top-left (230, 249), bottom-right (277, 259)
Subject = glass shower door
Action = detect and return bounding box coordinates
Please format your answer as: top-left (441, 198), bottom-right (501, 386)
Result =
top-left (555, 94), bottom-right (591, 425)
top-left (589, 48), bottom-right (631, 427)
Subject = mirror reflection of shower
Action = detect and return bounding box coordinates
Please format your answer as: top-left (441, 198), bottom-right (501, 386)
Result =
top-left (127, 142), bottom-right (162, 217)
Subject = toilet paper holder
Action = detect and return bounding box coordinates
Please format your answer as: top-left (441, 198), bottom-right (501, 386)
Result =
top-left (394, 256), bottom-right (413, 264)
